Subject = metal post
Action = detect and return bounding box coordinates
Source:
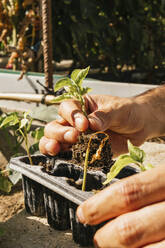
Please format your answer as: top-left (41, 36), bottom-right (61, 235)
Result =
top-left (41, 0), bottom-right (53, 89)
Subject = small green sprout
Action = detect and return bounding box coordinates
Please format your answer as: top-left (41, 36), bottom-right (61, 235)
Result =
top-left (51, 66), bottom-right (91, 117)
top-left (0, 111), bottom-right (33, 165)
top-left (103, 140), bottom-right (154, 185)
top-left (52, 66), bottom-right (92, 191)
top-left (0, 112), bottom-right (44, 166)
top-left (0, 111), bottom-right (44, 193)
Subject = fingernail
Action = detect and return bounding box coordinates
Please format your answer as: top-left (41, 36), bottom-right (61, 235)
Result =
top-left (75, 117), bottom-right (84, 131)
top-left (76, 207), bottom-right (85, 223)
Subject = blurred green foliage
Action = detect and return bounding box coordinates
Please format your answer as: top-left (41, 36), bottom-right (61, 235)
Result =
top-left (1, 0), bottom-right (164, 83)
top-left (52, 0), bottom-right (165, 83)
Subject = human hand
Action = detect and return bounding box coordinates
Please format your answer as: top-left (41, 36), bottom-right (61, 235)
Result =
top-left (76, 164), bottom-right (165, 248)
top-left (39, 94), bottom-right (151, 157)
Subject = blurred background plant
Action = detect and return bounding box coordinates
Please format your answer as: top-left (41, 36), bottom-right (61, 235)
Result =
top-left (0, 0), bottom-right (41, 79)
top-left (52, 0), bottom-right (165, 84)
top-left (0, 110), bottom-right (44, 193)
top-left (0, 0), bottom-right (165, 84)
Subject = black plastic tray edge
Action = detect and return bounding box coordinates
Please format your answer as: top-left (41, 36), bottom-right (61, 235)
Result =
top-left (9, 155), bottom-right (118, 205)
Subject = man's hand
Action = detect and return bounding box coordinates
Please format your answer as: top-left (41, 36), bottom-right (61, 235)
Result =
top-left (76, 164), bottom-right (165, 248)
top-left (38, 85), bottom-right (165, 248)
top-left (39, 94), bottom-right (152, 157)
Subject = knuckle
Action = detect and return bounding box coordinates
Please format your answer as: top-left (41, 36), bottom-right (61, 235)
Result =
top-left (44, 123), bottom-right (50, 135)
top-left (58, 101), bottom-right (71, 116)
top-left (38, 137), bottom-right (45, 153)
top-left (116, 216), bottom-right (142, 246)
top-left (120, 179), bottom-right (143, 208)
top-left (44, 121), bottom-right (55, 135)
top-left (58, 101), bottom-right (65, 115)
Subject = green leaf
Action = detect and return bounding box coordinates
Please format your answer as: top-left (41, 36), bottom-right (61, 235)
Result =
top-left (80, 87), bottom-right (92, 95)
top-left (26, 118), bottom-right (33, 133)
top-left (54, 78), bottom-right (72, 92)
top-left (128, 140), bottom-right (145, 163)
top-left (23, 112), bottom-right (29, 119)
top-left (0, 175), bottom-right (12, 193)
top-left (74, 66), bottom-right (90, 86)
top-left (71, 69), bottom-right (82, 81)
top-left (68, 83), bottom-right (78, 93)
top-left (51, 93), bottom-right (73, 103)
top-left (103, 155), bottom-right (136, 185)
top-left (19, 118), bottom-right (28, 129)
top-left (144, 163), bottom-right (154, 170)
top-left (0, 113), bottom-right (19, 128)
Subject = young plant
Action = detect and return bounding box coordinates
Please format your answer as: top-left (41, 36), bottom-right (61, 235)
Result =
top-left (0, 111), bottom-right (44, 165)
top-left (30, 126), bottom-right (44, 154)
top-left (51, 66), bottom-right (91, 117)
top-left (82, 131), bottom-right (110, 191)
top-left (52, 66), bottom-right (92, 191)
top-left (0, 112), bottom-right (33, 164)
top-left (0, 111), bottom-right (44, 193)
top-left (103, 140), bottom-right (154, 185)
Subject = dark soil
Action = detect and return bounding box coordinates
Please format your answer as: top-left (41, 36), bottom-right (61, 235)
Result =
top-left (39, 131), bottom-right (114, 190)
top-left (36, 133), bottom-right (165, 179)
top-left (42, 131), bottom-right (114, 175)
top-left (71, 131), bottom-right (113, 172)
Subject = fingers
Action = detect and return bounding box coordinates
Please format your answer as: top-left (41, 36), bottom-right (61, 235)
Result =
top-left (39, 119), bottom-right (81, 155)
top-left (76, 164), bottom-right (165, 225)
top-left (85, 95), bottom-right (116, 131)
top-left (143, 240), bottom-right (165, 248)
top-left (39, 136), bottom-right (61, 156)
top-left (44, 120), bottom-right (79, 143)
top-left (107, 130), bottom-right (146, 158)
top-left (106, 131), bottom-right (129, 157)
top-left (39, 99), bottom-right (89, 156)
top-left (58, 100), bottom-right (89, 131)
top-left (93, 201), bottom-right (165, 248)
top-left (88, 111), bottom-right (107, 131)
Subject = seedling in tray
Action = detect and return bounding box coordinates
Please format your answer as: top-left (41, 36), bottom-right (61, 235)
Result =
top-left (51, 66), bottom-right (113, 191)
top-left (104, 140), bottom-right (154, 185)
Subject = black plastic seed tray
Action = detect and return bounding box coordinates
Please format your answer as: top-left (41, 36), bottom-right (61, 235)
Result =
top-left (9, 154), bottom-right (138, 246)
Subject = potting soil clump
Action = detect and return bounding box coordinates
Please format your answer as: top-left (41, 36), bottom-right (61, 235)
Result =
top-left (41, 131), bottom-right (114, 176)
top-left (72, 131), bottom-right (114, 172)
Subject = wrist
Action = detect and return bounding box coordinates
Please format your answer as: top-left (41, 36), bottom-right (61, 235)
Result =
top-left (135, 85), bottom-right (165, 139)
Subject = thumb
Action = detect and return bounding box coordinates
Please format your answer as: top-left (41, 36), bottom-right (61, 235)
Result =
top-left (88, 110), bottom-right (110, 131)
